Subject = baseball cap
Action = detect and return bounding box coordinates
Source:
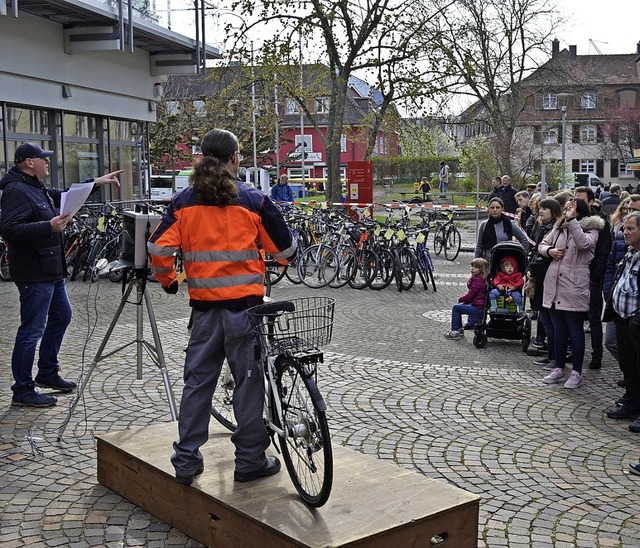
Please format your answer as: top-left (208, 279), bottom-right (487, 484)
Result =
top-left (14, 142), bottom-right (54, 164)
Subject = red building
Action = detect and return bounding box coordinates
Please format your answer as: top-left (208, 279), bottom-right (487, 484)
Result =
top-left (159, 66), bottom-right (399, 188)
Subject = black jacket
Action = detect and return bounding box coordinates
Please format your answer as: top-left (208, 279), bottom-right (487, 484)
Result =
top-left (0, 167), bottom-right (94, 283)
top-left (589, 204), bottom-right (612, 284)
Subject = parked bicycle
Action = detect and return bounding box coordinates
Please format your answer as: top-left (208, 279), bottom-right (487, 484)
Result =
top-left (432, 209), bottom-right (462, 261)
top-left (211, 296), bottom-right (335, 507)
top-left (0, 236), bottom-right (10, 282)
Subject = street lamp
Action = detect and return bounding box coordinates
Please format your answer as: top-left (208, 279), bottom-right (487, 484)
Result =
top-left (561, 105), bottom-right (567, 189)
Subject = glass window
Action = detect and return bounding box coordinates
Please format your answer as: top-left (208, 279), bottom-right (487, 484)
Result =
top-left (580, 125), bottom-right (597, 144)
top-left (166, 100), bottom-right (179, 116)
top-left (295, 134), bottom-right (312, 151)
top-left (542, 93), bottom-right (558, 110)
top-left (581, 92), bottom-right (597, 109)
top-left (193, 100), bottom-right (206, 117)
top-left (340, 134), bottom-right (347, 152)
top-left (543, 127), bottom-right (558, 144)
top-left (316, 97), bottom-right (329, 114)
top-left (580, 159), bottom-right (596, 172)
top-left (286, 98), bottom-right (299, 114)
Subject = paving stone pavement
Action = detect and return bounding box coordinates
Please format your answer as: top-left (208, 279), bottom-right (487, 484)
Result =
top-left (1, 220), bottom-right (640, 547)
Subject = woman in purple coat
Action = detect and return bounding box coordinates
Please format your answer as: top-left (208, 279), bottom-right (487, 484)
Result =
top-left (538, 198), bottom-right (604, 389)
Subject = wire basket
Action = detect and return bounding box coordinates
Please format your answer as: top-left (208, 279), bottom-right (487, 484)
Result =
top-left (247, 297), bottom-right (336, 356)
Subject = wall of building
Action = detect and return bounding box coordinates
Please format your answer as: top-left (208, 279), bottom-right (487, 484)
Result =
top-left (0, 12), bottom-right (159, 121)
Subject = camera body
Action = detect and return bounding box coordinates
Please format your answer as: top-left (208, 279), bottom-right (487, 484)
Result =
top-left (122, 211), bottom-right (161, 269)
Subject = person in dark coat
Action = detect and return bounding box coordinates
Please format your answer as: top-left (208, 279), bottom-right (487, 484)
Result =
top-left (0, 142), bottom-right (121, 407)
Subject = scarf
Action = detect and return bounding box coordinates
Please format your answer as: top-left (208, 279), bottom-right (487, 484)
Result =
top-left (482, 214), bottom-right (512, 251)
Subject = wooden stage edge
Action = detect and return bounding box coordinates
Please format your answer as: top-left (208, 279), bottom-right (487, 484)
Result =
top-left (96, 421), bottom-right (480, 547)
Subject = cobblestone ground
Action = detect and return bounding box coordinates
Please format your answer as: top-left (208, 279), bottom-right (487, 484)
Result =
top-left (1, 219), bottom-right (640, 547)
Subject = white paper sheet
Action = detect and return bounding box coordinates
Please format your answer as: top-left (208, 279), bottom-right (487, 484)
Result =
top-left (60, 182), bottom-right (95, 216)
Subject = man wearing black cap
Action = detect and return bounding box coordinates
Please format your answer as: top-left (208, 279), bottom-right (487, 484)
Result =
top-left (0, 142), bottom-right (121, 407)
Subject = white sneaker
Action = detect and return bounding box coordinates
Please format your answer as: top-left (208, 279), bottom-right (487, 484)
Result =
top-left (543, 367), bottom-right (565, 384)
top-left (564, 371), bottom-right (582, 389)
top-left (443, 329), bottom-right (463, 340)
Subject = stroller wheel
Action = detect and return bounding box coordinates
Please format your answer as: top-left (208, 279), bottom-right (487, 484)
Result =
top-left (473, 332), bottom-right (488, 349)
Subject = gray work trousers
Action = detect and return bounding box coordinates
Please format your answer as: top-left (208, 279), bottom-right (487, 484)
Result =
top-left (171, 307), bottom-right (269, 476)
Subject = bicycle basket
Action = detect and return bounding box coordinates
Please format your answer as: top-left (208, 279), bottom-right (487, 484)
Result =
top-left (247, 297), bottom-right (336, 356)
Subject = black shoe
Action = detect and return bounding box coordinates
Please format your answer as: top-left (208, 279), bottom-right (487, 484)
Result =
top-left (629, 418), bottom-right (640, 433)
top-left (588, 356), bottom-right (602, 370)
top-left (35, 375), bottom-right (77, 393)
top-left (629, 463), bottom-right (640, 476)
top-left (175, 464), bottom-right (204, 486)
top-left (617, 379), bottom-right (627, 388)
top-left (11, 390), bottom-right (57, 408)
top-left (234, 456), bottom-right (281, 483)
top-left (606, 406), bottom-right (640, 420)
top-left (617, 395), bottom-right (632, 407)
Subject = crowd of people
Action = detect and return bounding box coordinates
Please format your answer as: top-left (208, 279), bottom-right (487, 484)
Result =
top-left (444, 176), bottom-right (640, 476)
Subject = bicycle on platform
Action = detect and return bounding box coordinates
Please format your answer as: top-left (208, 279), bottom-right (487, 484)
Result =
top-left (211, 296), bottom-right (335, 507)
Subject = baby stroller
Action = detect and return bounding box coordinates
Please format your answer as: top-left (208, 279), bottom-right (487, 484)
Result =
top-left (472, 241), bottom-right (532, 351)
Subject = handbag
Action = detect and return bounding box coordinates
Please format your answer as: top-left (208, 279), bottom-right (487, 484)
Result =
top-left (529, 253), bottom-right (552, 281)
top-left (529, 231), bottom-right (561, 282)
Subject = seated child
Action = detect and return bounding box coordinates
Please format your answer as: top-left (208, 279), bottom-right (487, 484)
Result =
top-left (444, 258), bottom-right (490, 340)
top-left (489, 256), bottom-right (524, 313)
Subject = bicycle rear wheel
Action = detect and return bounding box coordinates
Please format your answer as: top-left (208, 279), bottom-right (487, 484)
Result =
top-left (297, 245), bottom-right (339, 289)
top-left (433, 227), bottom-right (445, 255)
top-left (276, 359), bottom-right (333, 507)
top-left (0, 244), bottom-right (10, 282)
top-left (329, 245), bottom-right (356, 288)
top-left (419, 247), bottom-right (437, 292)
top-left (369, 247), bottom-right (394, 290)
top-left (444, 226), bottom-right (461, 261)
top-left (211, 360), bottom-right (237, 432)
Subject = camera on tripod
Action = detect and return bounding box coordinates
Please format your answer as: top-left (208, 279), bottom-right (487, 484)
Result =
top-left (122, 210), bottom-right (162, 270)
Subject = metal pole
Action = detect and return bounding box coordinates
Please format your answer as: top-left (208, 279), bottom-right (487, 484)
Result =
top-left (274, 78), bottom-right (280, 179)
top-left (299, 32), bottom-right (305, 189)
top-left (251, 42), bottom-right (258, 172)
top-left (561, 106), bottom-right (567, 189)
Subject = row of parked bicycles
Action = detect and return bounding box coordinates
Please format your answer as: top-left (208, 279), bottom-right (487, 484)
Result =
top-left (0, 201), bottom-right (463, 291)
top-left (264, 202), bottom-right (462, 294)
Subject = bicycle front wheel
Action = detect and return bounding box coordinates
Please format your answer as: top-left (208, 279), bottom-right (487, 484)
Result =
top-left (444, 227), bottom-right (461, 261)
top-left (276, 360), bottom-right (333, 507)
top-left (211, 359), bottom-right (237, 432)
top-left (297, 245), bottom-right (339, 289)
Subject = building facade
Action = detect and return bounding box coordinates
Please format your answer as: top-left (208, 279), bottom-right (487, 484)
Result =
top-left (0, 0), bottom-right (219, 202)
top-left (161, 68), bottom-right (399, 188)
top-left (456, 39), bottom-right (640, 187)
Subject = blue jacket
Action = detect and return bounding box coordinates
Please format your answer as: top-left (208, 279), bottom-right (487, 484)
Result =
top-left (0, 167), bottom-right (66, 283)
top-left (270, 182), bottom-right (294, 203)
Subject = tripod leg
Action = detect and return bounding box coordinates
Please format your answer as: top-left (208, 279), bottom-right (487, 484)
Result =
top-left (143, 287), bottom-right (179, 421)
top-left (57, 279), bottom-right (136, 440)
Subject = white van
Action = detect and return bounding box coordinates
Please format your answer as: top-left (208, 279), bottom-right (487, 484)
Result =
top-left (149, 172), bottom-right (191, 201)
top-left (570, 172), bottom-right (604, 190)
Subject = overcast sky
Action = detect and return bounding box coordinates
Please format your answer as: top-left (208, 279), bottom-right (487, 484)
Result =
top-left (557, 0), bottom-right (636, 55)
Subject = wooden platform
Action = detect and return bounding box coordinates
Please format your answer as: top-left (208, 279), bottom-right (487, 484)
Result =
top-left (96, 422), bottom-right (480, 547)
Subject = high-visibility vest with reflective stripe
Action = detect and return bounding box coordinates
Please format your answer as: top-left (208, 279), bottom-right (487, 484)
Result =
top-left (147, 182), bottom-right (295, 305)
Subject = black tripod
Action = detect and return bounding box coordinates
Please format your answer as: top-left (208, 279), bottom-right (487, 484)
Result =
top-left (57, 268), bottom-right (178, 440)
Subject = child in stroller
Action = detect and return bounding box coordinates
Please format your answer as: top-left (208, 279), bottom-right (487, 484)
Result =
top-left (489, 255), bottom-right (524, 314)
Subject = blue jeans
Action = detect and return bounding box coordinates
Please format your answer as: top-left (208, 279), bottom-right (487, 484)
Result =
top-left (439, 181), bottom-right (447, 194)
top-left (12, 279), bottom-right (72, 395)
top-left (450, 304), bottom-right (483, 331)
top-left (549, 307), bottom-right (586, 373)
top-left (537, 308), bottom-right (555, 360)
top-left (489, 289), bottom-right (522, 307)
